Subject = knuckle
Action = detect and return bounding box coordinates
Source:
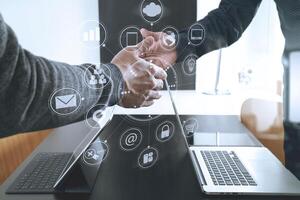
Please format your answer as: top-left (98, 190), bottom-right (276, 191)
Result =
top-left (138, 95), bottom-right (146, 103)
top-left (148, 80), bottom-right (156, 89)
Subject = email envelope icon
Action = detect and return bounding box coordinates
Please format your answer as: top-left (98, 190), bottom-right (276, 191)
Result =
top-left (55, 94), bottom-right (77, 109)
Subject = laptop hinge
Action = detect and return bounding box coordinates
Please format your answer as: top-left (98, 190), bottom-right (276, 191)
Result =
top-left (191, 150), bottom-right (207, 186)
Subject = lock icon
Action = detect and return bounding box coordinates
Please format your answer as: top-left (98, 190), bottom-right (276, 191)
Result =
top-left (161, 124), bottom-right (170, 139)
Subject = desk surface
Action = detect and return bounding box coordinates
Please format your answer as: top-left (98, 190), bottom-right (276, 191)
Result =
top-left (0, 115), bottom-right (297, 200)
top-left (114, 90), bottom-right (282, 116)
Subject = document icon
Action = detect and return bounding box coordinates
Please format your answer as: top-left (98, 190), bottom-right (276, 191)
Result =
top-left (55, 94), bottom-right (77, 109)
top-left (138, 147), bottom-right (158, 168)
top-left (143, 152), bottom-right (154, 164)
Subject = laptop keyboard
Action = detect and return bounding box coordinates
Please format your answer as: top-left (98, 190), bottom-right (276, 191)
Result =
top-left (201, 150), bottom-right (257, 186)
top-left (7, 152), bottom-right (72, 193)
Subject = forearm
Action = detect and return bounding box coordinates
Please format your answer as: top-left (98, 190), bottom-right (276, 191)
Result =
top-left (176, 0), bottom-right (262, 61)
top-left (0, 15), bottom-right (123, 137)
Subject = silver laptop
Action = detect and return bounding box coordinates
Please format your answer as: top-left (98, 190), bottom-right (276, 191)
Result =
top-left (165, 80), bottom-right (300, 196)
top-left (189, 146), bottom-right (300, 195)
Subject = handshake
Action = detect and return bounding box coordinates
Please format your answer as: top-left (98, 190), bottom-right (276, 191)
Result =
top-left (111, 29), bottom-right (178, 108)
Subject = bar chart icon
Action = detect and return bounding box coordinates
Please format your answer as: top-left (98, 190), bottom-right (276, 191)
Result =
top-left (83, 27), bottom-right (100, 42)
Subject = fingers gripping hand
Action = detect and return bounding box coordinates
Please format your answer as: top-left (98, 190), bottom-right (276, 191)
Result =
top-left (112, 36), bottom-right (167, 108)
top-left (139, 28), bottom-right (177, 69)
top-left (126, 59), bottom-right (166, 94)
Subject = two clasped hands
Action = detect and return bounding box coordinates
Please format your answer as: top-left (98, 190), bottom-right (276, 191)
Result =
top-left (111, 29), bottom-right (178, 108)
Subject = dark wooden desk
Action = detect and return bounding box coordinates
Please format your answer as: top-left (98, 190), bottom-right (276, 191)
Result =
top-left (0, 115), bottom-right (298, 200)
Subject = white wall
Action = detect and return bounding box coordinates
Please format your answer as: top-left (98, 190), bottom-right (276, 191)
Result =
top-left (0, 0), bottom-right (100, 65)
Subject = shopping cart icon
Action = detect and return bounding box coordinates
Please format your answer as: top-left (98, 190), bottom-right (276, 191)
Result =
top-left (184, 120), bottom-right (197, 137)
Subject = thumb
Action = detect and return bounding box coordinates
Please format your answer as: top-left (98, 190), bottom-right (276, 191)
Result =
top-left (149, 62), bottom-right (167, 80)
top-left (140, 28), bottom-right (157, 39)
top-left (137, 36), bottom-right (154, 54)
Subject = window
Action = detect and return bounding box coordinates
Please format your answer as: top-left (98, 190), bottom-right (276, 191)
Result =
top-left (196, 0), bottom-right (284, 99)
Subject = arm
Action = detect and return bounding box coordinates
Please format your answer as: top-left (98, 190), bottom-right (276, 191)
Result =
top-left (176, 0), bottom-right (262, 61)
top-left (0, 14), bottom-right (166, 137)
top-left (0, 14), bottom-right (123, 136)
top-left (140, 0), bottom-right (262, 66)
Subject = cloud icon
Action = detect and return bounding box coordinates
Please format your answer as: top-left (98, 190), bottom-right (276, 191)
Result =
top-left (143, 2), bottom-right (162, 18)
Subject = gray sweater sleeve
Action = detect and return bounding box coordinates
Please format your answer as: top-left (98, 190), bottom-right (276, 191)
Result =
top-left (0, 14), bottom-right (124, 137)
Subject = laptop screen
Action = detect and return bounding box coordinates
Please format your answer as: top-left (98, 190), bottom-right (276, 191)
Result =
top-left (164, 79), bottom-right (190, 149)
top-left (53, 106), bottom-right (115, 188)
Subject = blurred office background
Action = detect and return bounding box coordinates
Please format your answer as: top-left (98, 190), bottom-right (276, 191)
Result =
top-left (0, 0), bottom-right (284, 114)
top-left (197, 0), bottom-right (284, 97)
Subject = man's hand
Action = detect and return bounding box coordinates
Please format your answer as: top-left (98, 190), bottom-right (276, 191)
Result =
top-left (139, 28), bottom-right (178, 69)
top-left (118, 89), bottom-right (162, 108)
top-left (111, 37), bottom-right (167, 108)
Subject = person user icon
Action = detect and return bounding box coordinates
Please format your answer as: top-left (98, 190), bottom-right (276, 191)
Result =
top-left (89, 75), bottom-right (97, 85)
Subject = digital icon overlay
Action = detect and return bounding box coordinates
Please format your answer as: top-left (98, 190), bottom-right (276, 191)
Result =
top-left (141, 0), bottom-right (163, 24)
top-left (188, 23), bottom-right (205, 46)
top-left (84, 64), bottom-right (111, 89)
top-left (85, 104), bottom-right (108, 128)
top-left (49, 88), bottom-right (82, 115)
top-left (83, 140), bottom-right (109, 166)
top-left (126, 32), bottom-right (139, 47)
top-left (182, 54), bottom-right (198, 76)
top-left (156, 121), bottom-right (175, 142)
top-left (80, 20), bottom-right (106, 48)
top-left (138, 147), bottom-right (158, 169)
top-left (160, 26), bottom-right (179, 50)
top-left (183, 118), bottom-right (198, 137)
top-left (120, 128), bottom-right (143, 151)
top-left (120, 26), bottom-right (143, 50)
top-left (55, 94), bottom-right (77, 110)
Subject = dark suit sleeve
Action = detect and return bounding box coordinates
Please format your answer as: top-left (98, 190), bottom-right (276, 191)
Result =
top-left (176, 0), bottom-right (262, 61)
top-left (0, 14), bottom-right (123, 137)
